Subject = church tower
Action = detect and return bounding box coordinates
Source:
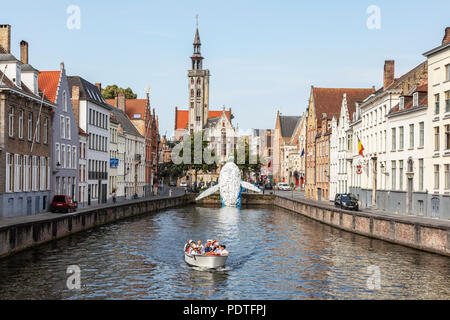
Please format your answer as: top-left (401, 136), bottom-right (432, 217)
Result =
top-left (188, 21), bottom-right (210, 134)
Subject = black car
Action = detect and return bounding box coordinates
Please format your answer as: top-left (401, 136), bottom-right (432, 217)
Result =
top-left (264, 183), bottom-right (273, 190)
top-left (334, 193), bottom-right (359, 211)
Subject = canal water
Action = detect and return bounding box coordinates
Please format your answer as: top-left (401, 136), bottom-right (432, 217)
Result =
top-left (0, 205), bottom-right (449, 299)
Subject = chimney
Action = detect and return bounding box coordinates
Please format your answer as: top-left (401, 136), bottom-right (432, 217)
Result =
top-left (383, 60), bottom-right (395, 89)
top-left (95, 82), bottom-right (101, 92)
top-left (72, 86), bottom-right (80, 125)
top-left (117, 91), bottom-right (126, 112)
top-left (20, 40), bottom-right (28, 64)
top-left (442, 27), bottom-right (450, 45)
top-left (0, 24), bottom-right (11, 54)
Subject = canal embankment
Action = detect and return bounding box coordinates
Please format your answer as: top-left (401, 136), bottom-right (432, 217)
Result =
top-left (0, 194), bottom-right (195, 259)
top-left (275, 195), bottom-right (450, 257)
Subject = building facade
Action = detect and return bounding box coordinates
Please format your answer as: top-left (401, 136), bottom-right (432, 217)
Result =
top-left (0, 26), bottom-right (53, 217)
top-left (39, 63), bottom-right (79, 202)
top-left (68, 77), bottom-right (111, 205)
top-left (78, 127), bottom-right (88, 207)
top-left (423, 27), bottom-right (450, 219)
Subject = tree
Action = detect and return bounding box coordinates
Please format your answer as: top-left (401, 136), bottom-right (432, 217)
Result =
top-left (101, 85), bottom-right (137, 99)
top-left (172, 132), bottom-right (217, 188)
top-left (233, 140), bottom-right (262, 181)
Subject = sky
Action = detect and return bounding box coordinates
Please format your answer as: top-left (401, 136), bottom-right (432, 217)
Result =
top-left (1, 0), bottom-right (449, 137)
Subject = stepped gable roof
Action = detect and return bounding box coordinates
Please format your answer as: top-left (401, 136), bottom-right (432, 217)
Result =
top-left (312, 87), bottom-right (375, 127)
top-left (38, 71), bottom-right (60, 103)
top-left (174, 109), bottom-right (232, 130)
top-left (67, 76), bottom-right (111, 109)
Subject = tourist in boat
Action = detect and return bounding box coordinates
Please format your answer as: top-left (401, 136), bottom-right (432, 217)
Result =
top-left (197, 240), bottom-right (204, 254)
top-left (212, 241), bottom-right (220, 253)
top-left (204, 240), bottom-right (213, 253)
top-left (184, 240), bottom-right (193, 253)
top-left (218, 244), bottom-right (228, 256)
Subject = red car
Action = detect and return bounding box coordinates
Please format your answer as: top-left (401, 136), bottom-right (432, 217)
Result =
top-left (51, 195), bottom-right (78, 213)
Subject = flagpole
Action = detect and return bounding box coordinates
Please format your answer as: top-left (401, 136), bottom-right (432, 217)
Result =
top-left (30, 89), bottom-right (45, 153)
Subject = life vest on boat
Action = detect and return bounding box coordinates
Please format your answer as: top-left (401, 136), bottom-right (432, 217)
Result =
top-left (205, 252), bottom-right (220, 256)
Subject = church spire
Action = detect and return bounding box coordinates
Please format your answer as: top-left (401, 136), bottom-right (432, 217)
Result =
top-left (191, 15), bottom-right (203, 70)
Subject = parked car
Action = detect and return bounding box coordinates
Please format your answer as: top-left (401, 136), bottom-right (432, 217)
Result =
top-left (179, 181), bottom-right (187, 187)
top-left (334, 193), bottom-right (359, 211)
top-left (277, 182), bottom-right (291, 191)
top-left (51, 195), bottom-right (77, 213)
top-left (264, 183), bottom-right (273, 190)
top-left (169, 181), bottom-right (176, 187)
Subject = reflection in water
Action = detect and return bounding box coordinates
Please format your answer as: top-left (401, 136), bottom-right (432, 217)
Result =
top-left (0, 205), bottom-right (449, 299)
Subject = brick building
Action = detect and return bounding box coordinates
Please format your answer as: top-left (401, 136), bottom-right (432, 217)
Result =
top-left (0, 25), bottom-right (54, 217)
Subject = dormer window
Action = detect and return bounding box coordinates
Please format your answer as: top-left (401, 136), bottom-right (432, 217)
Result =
top-left (399, 97), bottom-right (405, 110)
top-left (413, 92), bottom-right (419, 107)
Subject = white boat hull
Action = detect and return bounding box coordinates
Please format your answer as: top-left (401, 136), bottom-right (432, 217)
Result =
top-left (184, 253), bottom-right (228, 269)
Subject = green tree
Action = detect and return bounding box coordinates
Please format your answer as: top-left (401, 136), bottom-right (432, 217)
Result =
top-left (101, 85), bottom-right (137, 99)
top-left (233, 140), bottom-right (262, 180)
top-left (172, 132), bottom-right (217, 188)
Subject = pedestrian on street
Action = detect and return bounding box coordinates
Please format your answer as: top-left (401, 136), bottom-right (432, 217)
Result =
top-left (169, 188), bottom-right (173, 197)
top-left (112, 190), bottom-right (117, 203)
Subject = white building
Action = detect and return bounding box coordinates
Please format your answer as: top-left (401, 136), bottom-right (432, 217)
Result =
top-left (68, 77), bottom-right (111, 205)
top-left (109, 116), bottom-right (119, 199)
top-left (423, 27), bottom-right (450, 219)
top-left (349, 60), bottom-right (427, 211)
top-left (78, 128), bottom-right (88, 207)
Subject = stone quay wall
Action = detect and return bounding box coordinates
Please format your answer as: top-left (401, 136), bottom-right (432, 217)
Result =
top-left (274, 195), bottom-right (450, 257)
top-left (0, 194), bottom-right (195, 259)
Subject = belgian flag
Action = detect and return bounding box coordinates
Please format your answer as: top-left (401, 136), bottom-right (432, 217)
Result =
top-left (358, 138), bottom-right (364, 157)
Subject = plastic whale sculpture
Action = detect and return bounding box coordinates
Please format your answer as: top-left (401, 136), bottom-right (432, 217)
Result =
top-left (195, 157), bottom-right (262, 207)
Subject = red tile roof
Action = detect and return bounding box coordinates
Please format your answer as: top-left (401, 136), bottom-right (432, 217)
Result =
top-left (389, 82), bottom-right (428, 115)
top-left (312, 87), bottom-right (375, 126)
top-left (78, 127), bottom-right (88, 136)
top-left (38, 71), bottom-right (61, 103)
top-left (106, 98), bottom-right (148, 120)
top-left (175, 109), bottom-right (232, 130)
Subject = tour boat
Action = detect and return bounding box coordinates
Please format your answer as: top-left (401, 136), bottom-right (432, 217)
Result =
top-left (184, 252), bottom-right (228, 269)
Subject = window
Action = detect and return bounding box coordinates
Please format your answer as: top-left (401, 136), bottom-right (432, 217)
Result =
top-left (435, 94), bottom-right (440, 115)
top-left (419, 122), bottom-right (424, 147)
top-left (399, 97), bottom-right (404, 110)
top-left (409, 124), bottom-right (414, 148)
top-left (14, 154), bottom-right (22, 192)
top-left (446, 91), bottom-right (450, 113)
top-left (8, 107), bottom-right (14, 137)
top-left (434, 165), bottom-right (440, 190)
top-left (61, 144), bottom-right (65, 168)
top-left (40, 157), bottom-right (45, 190)
top-left (60, 116), bottom-right (65, 139)
top-left (434, 127), bottom-right (440, 151)
top-left (445, 164), bottom-right (450, 190)
top-left (413, 92), bottom-right (418, 107)
top-left (18, 110), bottom-right (23, 139)
top-left (446, 124), bottom-right (450, 150)
top-left (6, 153), bottom-right (13, 192)
top-left (35, 116), bottom-right (40, 143)
top-left (72, 146), bottom-right (77, 169)
top-left (63, 91), bottom-right (67, 112)
top-left (32, 156), bottom-right (38, 191)
top-left (419, 159), bottom-right (424, 191)
top-left (43, 118), bottom-right (48, 144)
top-left (190, 89), bottom-right (194, 97)
top-left (55, 143), bottom-right (60, 167)
top-left (391, 128), bottom-right (396, 151)
top-left (197, 89), bottom-right (201, 96)
top-left (399, 160), bottom-right (403, 191)
top-left (66, 117), bottom-right (71, 140)
top-left (67, 146), bottom-right (71, 169)
top-left (446, 64), bottom-right (450, 81)
top-left (399, 126), bottom-right (404, 150)
top-left (28, 113), bottom-right (32, 141)
top-left (391, 161), bottom-right (396, 190)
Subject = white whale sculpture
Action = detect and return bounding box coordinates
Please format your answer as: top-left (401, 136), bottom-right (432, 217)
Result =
top-left (195, 157), bottom-right (262, 207)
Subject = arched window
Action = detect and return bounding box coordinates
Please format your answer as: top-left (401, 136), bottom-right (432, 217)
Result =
top-left (197, 89), bottom-right (201, 96)
top-left (190, 89), bottom-right (194, 97)
top-left (63, 91), bottom-right (67, 112)
top-left (408, 158), bottom-right (413, 172)
top-left (191, 78), bottom-right (194, 85)
top-left (197, 78), bottom-right (201, 85)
